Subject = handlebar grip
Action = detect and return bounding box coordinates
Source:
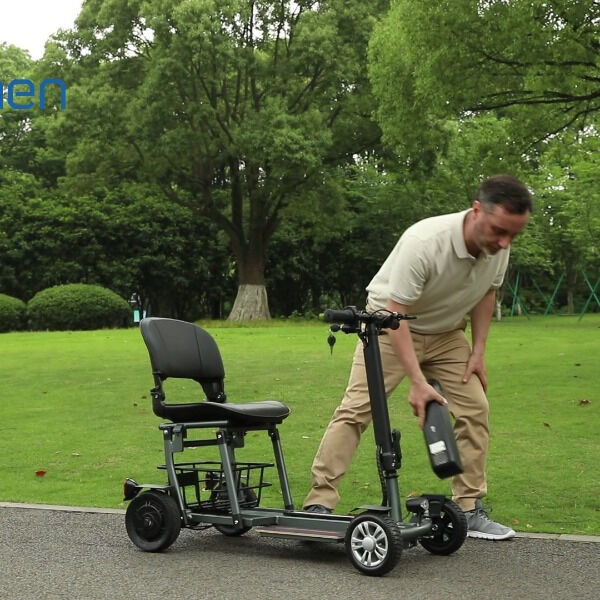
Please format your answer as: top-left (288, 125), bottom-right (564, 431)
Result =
top-left (378, 314), bottom-right (400, 330)
top-left (323, 307), bottom-right (357, 325)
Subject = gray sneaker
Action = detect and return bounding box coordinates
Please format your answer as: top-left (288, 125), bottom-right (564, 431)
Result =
top-left (465, 500), bottom-right (515, 540)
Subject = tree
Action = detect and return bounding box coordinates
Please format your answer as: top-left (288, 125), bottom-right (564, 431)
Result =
top-left (0, 43), bottom-right (69, 187)
top-left (369, 0), bottom-right (599, 154)
top-left (368, 0), bottom-right (599, 315)
top-left (0, 43), bottom-right (32, 77)
top-left (529, 133), bottom-right (600, 312)
top-left (0, 173), bottom-right (230, 318)
top-left (0, 45), bottom-right (35, 174)
top-left (51, 0), bottom-right (389, 319)
top-left (266, 158), bottom-right (419, 314)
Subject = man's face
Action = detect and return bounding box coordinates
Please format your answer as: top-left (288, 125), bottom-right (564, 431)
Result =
top-left (471, 200), bottom-right (530, 255)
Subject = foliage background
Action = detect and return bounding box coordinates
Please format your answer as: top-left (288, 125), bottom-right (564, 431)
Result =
top-left (1, 0), bottom-right (598, 320)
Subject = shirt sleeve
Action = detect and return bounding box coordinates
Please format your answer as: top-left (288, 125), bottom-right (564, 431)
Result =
top-left (388, 235), bottom-right (431, 305)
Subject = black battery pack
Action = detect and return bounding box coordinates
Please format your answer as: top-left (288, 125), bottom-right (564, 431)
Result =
top-left (424, 380), bottom-right (463, 479)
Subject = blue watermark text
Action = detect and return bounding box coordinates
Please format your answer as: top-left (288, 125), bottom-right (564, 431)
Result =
top-left (0, 78), bottom-right (67, 110)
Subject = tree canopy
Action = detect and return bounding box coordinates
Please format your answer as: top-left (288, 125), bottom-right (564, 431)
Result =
top-left (369, 0), bottom-right (600, 155)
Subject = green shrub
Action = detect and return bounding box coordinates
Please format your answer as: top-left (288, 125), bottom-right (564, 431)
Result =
top-left (0, 294), bottom-right (27, 332)
top-left (28, 284), bottom-right (131, 331)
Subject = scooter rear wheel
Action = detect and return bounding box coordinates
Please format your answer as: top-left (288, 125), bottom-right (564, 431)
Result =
top-left (125, 490), bottom-right (182, 552)
top-left (418, 499), bottom-right (467, 555)
top-left (345, 514), bottom-right (403, 576)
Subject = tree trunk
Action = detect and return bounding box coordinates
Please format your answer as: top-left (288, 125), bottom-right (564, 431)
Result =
top-left (227, 252), bottom-right (271, 321)
top-left (228, 284), bottom-right (271, 321)
top-left (567, 289), bottom-right (575, 314)
top-left (566, 267), bottom-right (577, 314)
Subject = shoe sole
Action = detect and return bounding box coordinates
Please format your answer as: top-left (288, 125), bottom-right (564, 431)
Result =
top-left (467, 530), bottom-right (516, 541)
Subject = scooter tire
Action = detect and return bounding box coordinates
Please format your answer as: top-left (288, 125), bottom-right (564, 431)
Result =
top-left (345, 514), bottom-right (403, 576)
top-left (418, 499), bottom-right (467, 555)
top-left (125, 490), bottom-right (182, 552)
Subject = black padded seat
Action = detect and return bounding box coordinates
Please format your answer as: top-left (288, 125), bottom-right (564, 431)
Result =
top-left (155, 400), bottom-right (290, 425)
top-left (140, 317), bottom-right (290, 426)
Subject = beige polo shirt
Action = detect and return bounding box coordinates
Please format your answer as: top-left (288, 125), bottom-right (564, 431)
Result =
top-left (366, 209), bottom-right (509, 334)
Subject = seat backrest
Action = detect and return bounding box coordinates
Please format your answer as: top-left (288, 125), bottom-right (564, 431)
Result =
top-left (140, 317), bottom-right (226, 402)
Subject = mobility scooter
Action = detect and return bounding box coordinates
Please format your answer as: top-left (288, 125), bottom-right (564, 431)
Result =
top-left (124, 307), bottom-right (467, 576)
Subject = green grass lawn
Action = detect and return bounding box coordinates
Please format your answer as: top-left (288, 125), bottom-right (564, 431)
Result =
top-left (1, 315), bottom-right (598, 535)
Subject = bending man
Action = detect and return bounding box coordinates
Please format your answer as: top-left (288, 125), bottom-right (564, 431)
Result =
top-left (304, 174), bottom-right (532, 541)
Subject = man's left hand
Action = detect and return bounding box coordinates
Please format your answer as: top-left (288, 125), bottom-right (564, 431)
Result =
top-left (462, 352), bottom-right (488, 392)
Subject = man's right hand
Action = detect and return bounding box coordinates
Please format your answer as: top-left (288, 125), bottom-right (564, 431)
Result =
top-left (408, 379), bottom-right (448, 429)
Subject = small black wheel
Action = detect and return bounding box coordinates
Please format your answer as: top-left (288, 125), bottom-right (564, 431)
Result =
top-left (418, 499), bottom-right (467, 555)
top-left (211, 485), bottom-right (258, 537)
top-left (125, 490), bottom-right (182, 552)
top-left (345, 514), bottom-right (403, 576)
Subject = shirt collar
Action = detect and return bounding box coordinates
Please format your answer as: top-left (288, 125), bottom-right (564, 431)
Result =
top-left (451, 209), bottom-right (474, 260)
top-left (452, 209), bottom-right (493, 262)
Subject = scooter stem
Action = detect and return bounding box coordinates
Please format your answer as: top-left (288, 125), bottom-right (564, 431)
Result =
top-left (360, 321), bottom-right (403, 523)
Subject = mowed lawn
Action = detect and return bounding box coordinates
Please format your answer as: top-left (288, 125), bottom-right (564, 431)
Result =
top-left (1, 315), bottom-right (598, 535)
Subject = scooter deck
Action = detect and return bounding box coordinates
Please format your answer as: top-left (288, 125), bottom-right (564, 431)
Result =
top-left (255, 525), bottom-right (345, 542)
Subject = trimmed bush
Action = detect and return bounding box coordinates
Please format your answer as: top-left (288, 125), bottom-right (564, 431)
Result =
top-left (0, 294), bottom-right (27, 332)
top-left (28, 284), bottom-right (131, 331)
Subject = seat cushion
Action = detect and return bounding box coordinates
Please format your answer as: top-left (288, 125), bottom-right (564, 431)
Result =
top-left (157, 400), bottom-right (290, 425)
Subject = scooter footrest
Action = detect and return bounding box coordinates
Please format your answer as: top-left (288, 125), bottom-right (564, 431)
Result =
top-left (255, 525), bottom-right (344, 542)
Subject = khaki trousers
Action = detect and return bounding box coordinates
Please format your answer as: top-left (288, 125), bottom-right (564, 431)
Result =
top-left (304, 328), bottom-right (489, 513)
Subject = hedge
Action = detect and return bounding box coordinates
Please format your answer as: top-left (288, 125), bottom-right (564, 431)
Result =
top-left (28, 284), bottom-right (131, 331)
top-left (0, 294), bottom-right (27, 332)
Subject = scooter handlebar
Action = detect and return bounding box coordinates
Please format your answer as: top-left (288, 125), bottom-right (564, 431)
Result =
top-left (323, 307), bottom-right (416, 329)
top-left (323, 308), bottom-right (358, 325)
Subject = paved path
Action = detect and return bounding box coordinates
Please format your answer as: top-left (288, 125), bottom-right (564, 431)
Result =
top-left (1, 505), bottom-right (599, 600)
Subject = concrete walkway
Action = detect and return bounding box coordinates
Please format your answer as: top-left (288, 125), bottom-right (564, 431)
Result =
top-left (1, 503), bottom-right (599, 600)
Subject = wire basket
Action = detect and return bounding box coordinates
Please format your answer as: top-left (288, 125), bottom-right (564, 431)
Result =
top-left (158, 461), bottom-right (272, 511)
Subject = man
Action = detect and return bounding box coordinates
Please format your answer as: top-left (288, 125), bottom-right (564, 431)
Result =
top-left (304, 174), bottom-right (532, 541)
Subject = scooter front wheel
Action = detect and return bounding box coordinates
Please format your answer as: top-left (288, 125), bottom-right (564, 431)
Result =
top-left (125, 490), bottom-right (182, 552)
top-left (345, 514), bottom-right (402, 576)
top-left (418, 499), bottom-right (467, 555)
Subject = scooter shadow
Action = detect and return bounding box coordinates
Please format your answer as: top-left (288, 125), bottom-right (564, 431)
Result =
top-left (178, 527), bottom-right (347, 566)
top-left (175, 525), bottom-right (448, 571)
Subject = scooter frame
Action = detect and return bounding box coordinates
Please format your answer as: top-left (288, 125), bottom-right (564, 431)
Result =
top-left (124, 309), bottom-right (467, 576)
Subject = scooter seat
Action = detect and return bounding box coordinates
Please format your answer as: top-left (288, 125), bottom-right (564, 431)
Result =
top-left (157, 399), bottom-right (290, 425)
top-left (140, 317), bottom-right (291, 426)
